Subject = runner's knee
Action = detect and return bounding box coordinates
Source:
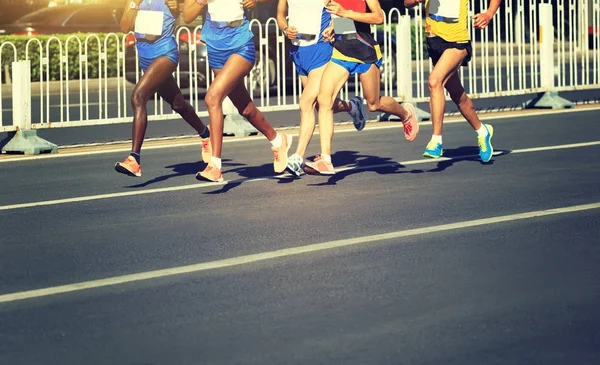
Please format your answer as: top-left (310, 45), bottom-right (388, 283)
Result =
top-left (317, 92), bottom-right (334, 110)
top-left (235, 103), bottom-right (257, 120)
top-left (428, 73), bottom-right (444, 91)
top-left (171, 93), bottom-right (188, 114)
top-left (204, 88), bottom-right (224, 109)
top-left (130, 88), bottom-right (149, 110)
top-left (366, 101), bottom-right (380, 112)
top-left (299, 94), bottom-right (316, 113)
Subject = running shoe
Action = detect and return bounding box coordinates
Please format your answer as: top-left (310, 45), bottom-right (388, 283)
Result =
top-left (196, 161), bottom-right (223, 182)
top-left (401, 103), bottom-right (419, 142)
top-left (115, 156), bottom-right (141, 177)
top-left (349, 95), bottom-right (366, 131)
top-left (286, 153), bottom-right (304, 177)
top-left (423, 140), bottom-right (443, 159)
top-left (272, 133), bottom-right (292, 173)
top-left (201, 136), bottom-right (212, 164)
top-left (478, 124), bottom-right (494, 163)
top-left (304, 155), bottom-right (335, 175)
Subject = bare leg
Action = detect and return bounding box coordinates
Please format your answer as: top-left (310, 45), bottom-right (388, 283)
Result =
top-left (130, 57), bottom-right (177, 154)
top-left (428, 48), bottom-right (467, 136)
top-left (157, 76), bottom-right (208, 135)
top-left (315, 62), bottom-right (350, 156)
top-left (359, 64), bottom-right (409, 119)
top-left (204, 54), bottom-right (277, 158)
top-left (444, 71), bottom-right (482, 130)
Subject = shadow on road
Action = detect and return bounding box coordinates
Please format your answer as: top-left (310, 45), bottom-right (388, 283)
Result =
top-left (203, 162), bottom-right (281, 194)
top-left (131, 147), bottom-right (512, 192)
top-left (308, 148), bottom-right (512, 186)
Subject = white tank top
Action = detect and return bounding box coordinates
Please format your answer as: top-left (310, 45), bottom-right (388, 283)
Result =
top-left (288, 0), bottom-right (325, 47)
top-left (207, 0), bottom-right (244, 23)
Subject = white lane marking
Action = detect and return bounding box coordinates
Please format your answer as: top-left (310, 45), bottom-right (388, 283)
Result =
top-left (1, 201), bottom-right (599, 304)
top-left (1, 105), bottom-right (600, 163)
top-left (1, 140), bottom-right (599, 212)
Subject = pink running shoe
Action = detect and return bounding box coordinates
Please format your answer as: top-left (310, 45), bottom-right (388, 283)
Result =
top-left (304, 155), bottom-right (335, 175)
top-left (402, 103), bottom-right (419, 142)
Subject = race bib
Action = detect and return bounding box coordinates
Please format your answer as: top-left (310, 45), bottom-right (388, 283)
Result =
top-left (134, 10), bottom-right (163, 36)
top-left (207, 0), bottom-right (244, 22)
top-left (332, 15), bottom-right (356, 35)
top-left (429, 0), bottom-right (460, 19)
top-left (288, 0), bottom-right (323, 36)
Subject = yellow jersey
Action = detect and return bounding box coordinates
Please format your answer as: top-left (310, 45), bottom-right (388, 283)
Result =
top-left (425, 0), bottom-right (470, 43)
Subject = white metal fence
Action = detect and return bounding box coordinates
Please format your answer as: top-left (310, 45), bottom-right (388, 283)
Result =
top-left (1, 0), bottom-right (599, 133)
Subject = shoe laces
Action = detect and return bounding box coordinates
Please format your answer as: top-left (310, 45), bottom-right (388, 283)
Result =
top-left (426, 140), bottom-right (439, 150)
top-left (273, 149), bottom-right (280, 162)
top-left (478, 135), bottom-right (487, 152)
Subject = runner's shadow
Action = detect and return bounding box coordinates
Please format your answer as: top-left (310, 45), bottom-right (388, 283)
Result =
top-left (426, 146), bottom-right (511, 173)
top-left (124, 159), bottom-right (242, 189)
top-left (308, 147), bottom-right (511, 185)
top-left (307, 150), bottom-right (423, 186)
top-left (202, 162), bottom-right (280, 194)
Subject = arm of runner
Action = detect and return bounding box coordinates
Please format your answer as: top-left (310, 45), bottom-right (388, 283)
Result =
top-left (326, 0), bottom-right (384, 25)
top-left (322, 20), bottom-right (335, 43)
top-left (120, 0), bottom-right (144, 33)
top-left (403, 0), bottom-right (424, 9)
top-left (276, 0), bottom-right (288, 31)
top-left (165, 0), bottom-right (179, 17)
top-left (276, 0), bottom-right (297, 40)
top-left (183, 0), bottom-right (206, 23)
top-left (473, 0), bottom-right (502, 29)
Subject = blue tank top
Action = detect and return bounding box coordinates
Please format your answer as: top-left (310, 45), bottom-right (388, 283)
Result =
top-left (135, 0), bottom-right (178, 60)
top-left (317, 8), bottom-right (331, 43)
top-left (201, 12), bottom-right (253, 51)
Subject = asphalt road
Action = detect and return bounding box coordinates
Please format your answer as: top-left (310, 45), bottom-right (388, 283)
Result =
top-left (1, 107), bottom-right (599, 365)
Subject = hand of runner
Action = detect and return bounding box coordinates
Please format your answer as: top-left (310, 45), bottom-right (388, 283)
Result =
top-left (240, 0), bottom-right (257, 9)
top-left (326, 1), bottom-right (348, 18)
top-left (286, 26), bottom-right (298, 41)
top-left (322, 21), bottom-right (335, 42)
top-left (165, 0), bottom-right (178, 10)
top-left (473, 12), bottom-right (492, 29)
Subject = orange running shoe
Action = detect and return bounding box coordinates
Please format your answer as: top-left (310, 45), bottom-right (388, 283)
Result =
top-left (201, 136), bottom-right (212, 164)
top-left (115, 156), bottom-right (141, 177)
top-left (271, 133), bottom-right (292, 173)
top-left (402, 103), bottom-right (419, 142)
top-left (196, 161), bottom-right (223, 182)
top-left (304, 155), bottom-right (335, 175)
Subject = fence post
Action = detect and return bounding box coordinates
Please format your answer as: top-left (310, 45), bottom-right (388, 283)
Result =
top-left (378, 14), bottom-right (430, 122)
top-left (1, 60), bottom-right (57, 155)
top-left (523, 2), bottom-right (574, 109)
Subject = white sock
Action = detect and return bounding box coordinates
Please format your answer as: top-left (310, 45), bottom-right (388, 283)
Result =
top-left (476, 124), bottom-right (489, 137)
top-left (210, 156), bottom-right (222, 170)
top-left (270, 133), bottom-right (283, 148)
top-left (431, 135), bottom-right (442, 144)
top-left (321, 154), bottom-right (332, 163)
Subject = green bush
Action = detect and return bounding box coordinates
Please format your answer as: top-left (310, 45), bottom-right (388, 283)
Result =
top-left (1, 33), bottom-right (125, 84)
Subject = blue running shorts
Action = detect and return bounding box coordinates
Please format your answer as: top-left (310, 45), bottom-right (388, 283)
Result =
top-left (207, 39), bottom-right (255, 70)
top-left (330, 57), bottom-right (383, 76)
top-left (138, 48), bottom-right (179, 72)
top-left (290, 42), bottom-right (333, 76)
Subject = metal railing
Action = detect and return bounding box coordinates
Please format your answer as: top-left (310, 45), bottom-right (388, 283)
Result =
top-left (1, 0), bottom-right (599, 134)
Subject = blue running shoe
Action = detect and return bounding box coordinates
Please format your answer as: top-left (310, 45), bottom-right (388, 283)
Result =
top-left (348, 96), bottom-right (366, 131)
top-left (478, 124), bottom-right (494, 162)
top-left (286, 153), bottom-right (304, 177)
top-left (423, 140), bottom-right (443, 158)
